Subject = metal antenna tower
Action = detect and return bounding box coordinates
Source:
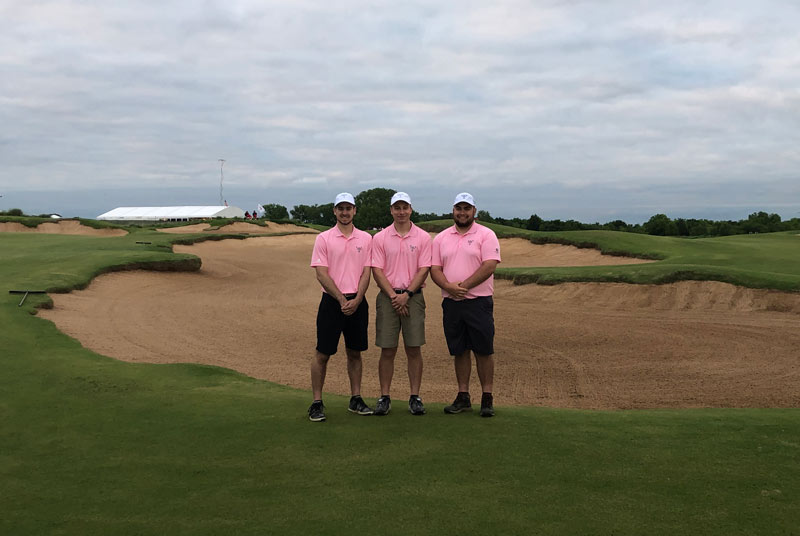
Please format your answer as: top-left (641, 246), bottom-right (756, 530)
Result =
top-left (218, 159), bottom-right (226, 205)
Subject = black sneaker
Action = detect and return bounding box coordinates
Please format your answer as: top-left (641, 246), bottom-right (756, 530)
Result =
top-left (409, 395), bottom-right (426, 415)
top-left (308, 401), bottom-right (326, 422)
top-left (348, 395), bottom-right (374, 415)
top-left (480, 393), bottom-right (495, 418)
top-left (374, 396), bottom-right (391, 416)
top-left (444, 392), bottom-right (472, 414)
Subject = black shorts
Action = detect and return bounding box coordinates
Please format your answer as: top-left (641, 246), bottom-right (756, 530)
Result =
top-left (442, 296), bottom-right (494, 356)
top-left (316, 293), bottom-right (369, 356)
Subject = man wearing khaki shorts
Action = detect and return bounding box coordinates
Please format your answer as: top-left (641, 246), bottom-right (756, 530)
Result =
top-left (371, 192), bottom-right (432, 416)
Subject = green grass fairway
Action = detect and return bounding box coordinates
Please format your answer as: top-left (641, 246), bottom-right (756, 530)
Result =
top-left (2, 226), bottom-right (799, 534)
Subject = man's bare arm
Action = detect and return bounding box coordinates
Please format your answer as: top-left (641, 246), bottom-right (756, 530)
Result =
top-left (431, 265), bottom-right (467, 299)
top-left (315, 266), bottom-right (346, 305)
top-left (460, 260), bottom-right (499, 289)
top-left (356, 265), bottom-right (371, 300)
top-left (372, 267), bottom-right (396, 297)
top-left (406, 266), bottom-right (430, 294)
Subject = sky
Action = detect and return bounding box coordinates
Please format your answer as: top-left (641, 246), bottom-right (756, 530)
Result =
top-left (1, 0), bottom-right (799, 223)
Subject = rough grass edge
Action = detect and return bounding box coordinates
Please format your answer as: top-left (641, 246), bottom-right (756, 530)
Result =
top-left (168, 230), bottom-right (316, 246)
top-left (31, 258), bottom-right (202, 315)
top-left (527, 235), bottom-right (663, 261)
top-left (499, 269), bottom-right (800, 293)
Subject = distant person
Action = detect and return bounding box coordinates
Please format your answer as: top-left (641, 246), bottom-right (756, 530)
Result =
top-left (371, 192), bottom-right (432, 416)
top-left (431, 192), bottom-right (501, 417)
top-left (244, 211), bottom-right (251, 220)
top-left (308, 192), bottom-right (374, 421)
top-left (252, 209), bottom-right (259, 220)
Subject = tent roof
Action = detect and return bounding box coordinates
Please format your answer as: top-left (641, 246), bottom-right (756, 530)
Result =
top-left (97, 206), bottom-right (244, 221)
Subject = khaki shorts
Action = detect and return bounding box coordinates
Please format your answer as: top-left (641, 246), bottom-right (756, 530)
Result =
top-left (375, 291), bottom-right (426, 348)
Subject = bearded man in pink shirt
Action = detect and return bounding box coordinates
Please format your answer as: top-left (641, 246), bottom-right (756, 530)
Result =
top-left (307, 193), bottom-right (375, 422)
top-left (431, 192), bottom-right (501, 417)
top-left (371, 192), bottom-right (433, 416)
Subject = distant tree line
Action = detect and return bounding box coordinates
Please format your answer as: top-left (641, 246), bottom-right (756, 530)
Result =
top-left (0, 208), bottom-right (60, 218)
top-left (265, 189), bottom-right (800, 238)
top-left (0, 208), bottom-right (25, 216)
top-left (474, 210), bottom-right (800, 237)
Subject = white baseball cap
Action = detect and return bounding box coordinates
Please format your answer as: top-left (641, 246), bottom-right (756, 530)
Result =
top-left (334, 192), bottom-right (355, 206)
top-left (390, 192), bottom-right (411, 206)
top-left (453, 192), bottom-right (475, 206)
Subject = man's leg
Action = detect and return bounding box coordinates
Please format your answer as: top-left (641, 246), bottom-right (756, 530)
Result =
top-left (474, 353), bottom-right (494, 393)
top-left (454, 349), bottom-right (471, 392)
top-left (345, 347), bottom-right (363, 396)
top-left (405, 345), bottom-right (423, 396)
top-left (345, 347), bottom-right (374, 415)
top-left (475, 352), bottom-right (495, 417)
top-left (379, 347), bottom-right (398, 396)
top-left (311, 351), bottom-right (330, 401)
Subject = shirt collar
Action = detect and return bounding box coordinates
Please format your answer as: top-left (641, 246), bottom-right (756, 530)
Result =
top-left (449, 223), bottom-right (477, 235)
top-left (389, 222), bottom-right (415, 237)
top-left (332, 225), bottom-right (357, 238)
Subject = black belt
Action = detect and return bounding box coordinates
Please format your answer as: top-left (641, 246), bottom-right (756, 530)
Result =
top-left (343, 293), bottom-right (358, 300)
top-left (393, 288), bottom-right (416, 296)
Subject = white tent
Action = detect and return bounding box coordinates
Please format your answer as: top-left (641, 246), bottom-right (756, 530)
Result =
top-left (97, 206), bottom-right (245, 221)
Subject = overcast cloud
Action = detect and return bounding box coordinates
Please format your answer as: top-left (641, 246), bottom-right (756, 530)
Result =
top-left (1, 0), bottom-right (799, 221)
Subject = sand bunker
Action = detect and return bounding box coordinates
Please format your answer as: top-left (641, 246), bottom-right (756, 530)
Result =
top-left (500, 238), bottom-right (653, 267)
top-left (0, 220), bottom-right (127, 237)
top-left (41, 236), bottom-right (800, 410)
top-left (156, 221), bottom-right (314, 235)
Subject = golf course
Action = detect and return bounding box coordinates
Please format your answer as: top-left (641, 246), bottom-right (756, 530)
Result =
top-left (2, 217), bottom-right (799, 534)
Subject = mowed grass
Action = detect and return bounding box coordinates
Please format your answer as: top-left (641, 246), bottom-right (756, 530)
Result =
top-left (2, 226), bottom-right (800, 534)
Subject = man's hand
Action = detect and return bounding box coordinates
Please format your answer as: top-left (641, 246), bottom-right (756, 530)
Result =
top-left (341, 296), bottom-right (360, 316)
top-left (390, 292), bottom-right (409, 312)
top-left (390, 291), bottom-right (410, 316)
top-left (448, 282), bottom-right (468, 300)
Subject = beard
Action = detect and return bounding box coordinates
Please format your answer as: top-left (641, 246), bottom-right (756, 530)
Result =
top-left (454, 215), bottom-right (474, 228)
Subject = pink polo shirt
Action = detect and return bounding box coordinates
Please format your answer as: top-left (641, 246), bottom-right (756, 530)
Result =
top-left (371, 222), bottom-right (432, 289)
top-left (432, 222), bottom-right (501, 299)
top-left (310, 225), bottom-right (372, 294)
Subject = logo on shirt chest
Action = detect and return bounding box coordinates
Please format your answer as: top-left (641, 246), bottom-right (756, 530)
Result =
top-left (467, 239), bottom-right (474, 246)
top-left (356, 246), bottom-right (363, 254)
top-left (409, 245), bottom-right (417, 252)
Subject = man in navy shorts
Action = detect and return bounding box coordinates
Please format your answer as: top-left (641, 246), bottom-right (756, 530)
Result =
top-left (431, 192), bottom-right (501, 417)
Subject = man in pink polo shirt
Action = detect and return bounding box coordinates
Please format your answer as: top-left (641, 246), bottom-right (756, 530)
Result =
top-left (307, 192), bottom-right (374, 422)
top-left (371, 192), bottom-right (433, 416)
top-left (431, 192), bottom-right (501, 417)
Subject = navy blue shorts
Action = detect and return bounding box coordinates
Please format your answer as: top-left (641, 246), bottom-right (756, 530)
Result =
top-left (316, 293), bottom-right (369, 356)
top-left (441, 296), bottom-right (494, 356)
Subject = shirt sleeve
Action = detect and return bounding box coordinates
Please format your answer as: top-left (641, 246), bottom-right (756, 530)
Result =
top-left (419, 231), bottom-right (433, 268)
top-left (371, 232), bottom-right (385, 269)
top-left (481, 229), bottom-right (501, 263)
top-left (310, 233), bottom-right (328, 267)
top-left (362, 233), bottom-right (373, 268)
top-left (431, 234), bottom-right (442, 267)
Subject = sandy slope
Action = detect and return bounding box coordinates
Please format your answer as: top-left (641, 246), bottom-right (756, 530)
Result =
top-left (40, 235), bottom-right (800, 409)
